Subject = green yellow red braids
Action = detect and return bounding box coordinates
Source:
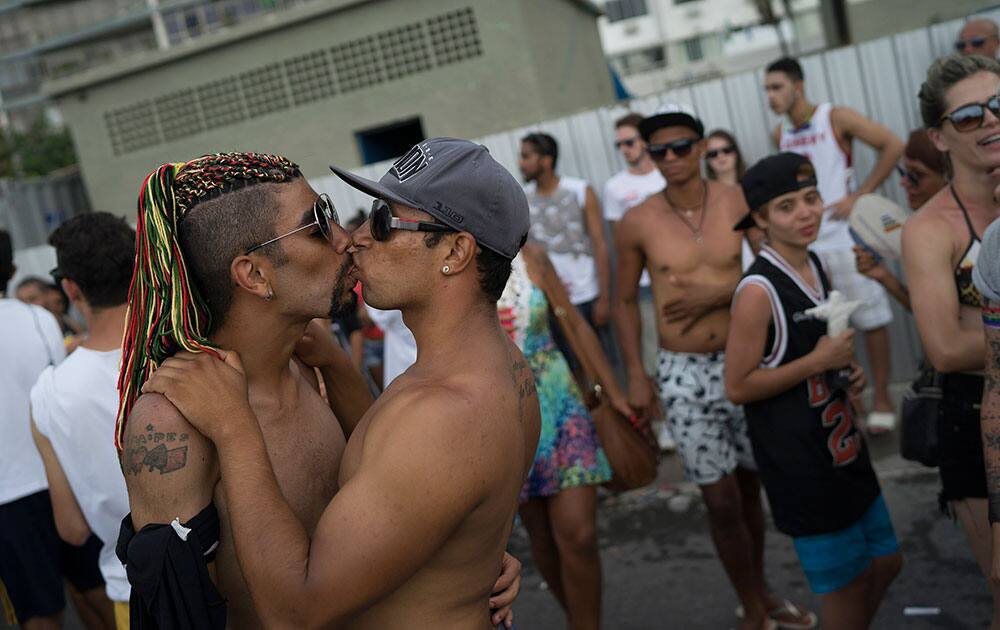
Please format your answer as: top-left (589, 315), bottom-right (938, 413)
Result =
top-left (115, 152), bottom-right (300, 450)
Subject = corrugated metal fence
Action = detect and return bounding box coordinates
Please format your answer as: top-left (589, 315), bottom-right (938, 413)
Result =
top-left (312, 9), bottom-right (1000, 382)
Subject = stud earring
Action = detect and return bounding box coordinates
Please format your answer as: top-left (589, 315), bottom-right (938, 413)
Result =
top-left (265, 287), bottom-right (274, 301)
top-left (442, 265), bottom-right (450, 274)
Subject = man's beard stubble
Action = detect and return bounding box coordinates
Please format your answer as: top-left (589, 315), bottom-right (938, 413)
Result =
top-left (327, 256), bottom-right (356, 321)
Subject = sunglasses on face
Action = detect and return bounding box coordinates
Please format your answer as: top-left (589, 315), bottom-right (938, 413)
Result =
top-left (615, 137), bottom-right (639, 149)
top-left (245, 193), bottom-right (339, 255)
top-left (647, 138), bottom-right (697, 160)
top-left (49, 267), bottom-right (64, 284)
top-left (369, 198), bottom-right (456, 242)
top-left (955, 36), bottom-right (994, 51)
top-left (705, 145), bottom-right (736, 160)
top-left (895, 165), bottom-right (922, 187)
top-left (939, 94), bottom-right (1000, 132)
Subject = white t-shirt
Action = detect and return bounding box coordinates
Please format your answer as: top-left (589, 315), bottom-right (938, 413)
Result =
top-left (31, 347), bottom-right (130, 602)
top-left (365, 306), bottom-right (416, 389)
top-left (524, 177), bottom-right (601, 305)
top-left (0, 298), bottom-right (65, 505)
top-left (603, 168), bottom-right (666, 288)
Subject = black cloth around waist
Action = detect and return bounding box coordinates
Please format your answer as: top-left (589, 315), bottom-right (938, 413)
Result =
top-left (116, 502), bottom-right (226, 629)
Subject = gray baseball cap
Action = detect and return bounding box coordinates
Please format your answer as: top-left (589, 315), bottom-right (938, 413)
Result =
top-left (329, 137), bottom-right (529, 259)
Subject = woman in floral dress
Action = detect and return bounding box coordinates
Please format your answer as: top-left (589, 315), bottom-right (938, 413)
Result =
top-left (499, 242), bottom-right (632, 630)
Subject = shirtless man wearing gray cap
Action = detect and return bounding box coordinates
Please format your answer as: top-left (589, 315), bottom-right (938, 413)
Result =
top-left (145, 138), bottom-right (541, 629)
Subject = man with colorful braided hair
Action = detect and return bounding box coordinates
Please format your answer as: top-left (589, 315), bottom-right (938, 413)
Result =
top-left (114, 151), bottom-right (365, 629)
top-left (142, 139), bottom-right (539, 629)
top-left (115, 151), bottom-right (522, 629)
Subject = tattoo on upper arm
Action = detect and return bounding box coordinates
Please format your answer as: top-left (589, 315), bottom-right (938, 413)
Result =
top-left (509, 356), bottom-right (537, 424)
top-left (124, 423), bottom-right (190, 476)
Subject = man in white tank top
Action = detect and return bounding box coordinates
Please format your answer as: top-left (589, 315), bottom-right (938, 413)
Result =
top-left (765, 56), bottom-right (905, 432)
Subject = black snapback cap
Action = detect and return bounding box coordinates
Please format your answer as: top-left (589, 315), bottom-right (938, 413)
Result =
top-left (735, 153), bottom-right (817, 231)
top-left (639, 103), bottom-right (705, 142)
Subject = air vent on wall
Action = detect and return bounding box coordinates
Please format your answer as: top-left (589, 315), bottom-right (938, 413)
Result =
top-left (103, 6), bottom-right (485, 154)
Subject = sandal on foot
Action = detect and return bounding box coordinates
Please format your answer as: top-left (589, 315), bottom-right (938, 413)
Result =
top-left (735, 600), bottom-right (817, 630)
top-left (866, 411), bottom-right (896, 434)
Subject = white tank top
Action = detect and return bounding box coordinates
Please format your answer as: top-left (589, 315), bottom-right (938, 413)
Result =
top-left (779, 103), bottom-right (855, 252)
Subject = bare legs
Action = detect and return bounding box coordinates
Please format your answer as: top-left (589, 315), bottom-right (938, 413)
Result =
top-left (863, 327), bottom-right (894, 415)
top-left (519, 486), bottom-right (602, 630)
top-left (701, 470), bottom-right (771, 629)
top-left (952, 498), bottom-right (1000, 629)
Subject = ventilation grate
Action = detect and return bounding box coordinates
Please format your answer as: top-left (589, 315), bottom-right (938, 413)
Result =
top-left (197, 77), bottom-right (247, 128)
top-left (155, 89), bottom-right (203, 141)
top-left (105, 101), bottom-right (160, 155)
top-left (102, 7), bottom-right (483, 154)
top-left (330, 36), bottom-right (384, 92)
top-left (379, 23), bottom-right (433, 81)
top-left (285, 50), bottom-right (336, 105)
top-left (240, 64), bottom-right (290, 118)
top-left (426, 7), bottom-right (482, 66)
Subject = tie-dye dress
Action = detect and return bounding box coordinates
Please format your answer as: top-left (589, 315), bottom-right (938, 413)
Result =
top-left (499, 254), bottom-right (611, 502)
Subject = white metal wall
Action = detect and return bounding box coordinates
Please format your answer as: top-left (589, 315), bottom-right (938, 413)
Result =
top-left (313, 9), bottom-right (1000, 381)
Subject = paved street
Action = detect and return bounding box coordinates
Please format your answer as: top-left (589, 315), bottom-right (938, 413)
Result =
top-left (510, 431), bottom-right (993, 629)
top-left (18, 398), bottom-right (993, 630)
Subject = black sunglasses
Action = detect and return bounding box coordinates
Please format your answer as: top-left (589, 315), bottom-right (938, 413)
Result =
top-left (705, 145), bottom-right (736, 160)
top-left (955, 36), bottom-right (994, 51)
top-left (615, 138), bottom-right (639, 149)
top-left (245, 193), bottom-right (339, 255)
top-left (939, 94), bottom-right (1000, 132)
top-left (49, 267), bottom-right (64, 284)
top-left (369, 199), bottom-right (455, 241)
top-left (647, 138), bottom-right (697, 160)
top-left (895, 164), bottom-right (922, 187)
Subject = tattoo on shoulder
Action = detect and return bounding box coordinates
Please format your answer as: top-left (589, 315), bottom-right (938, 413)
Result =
top-left (124, 423), bottom-right (189, 476)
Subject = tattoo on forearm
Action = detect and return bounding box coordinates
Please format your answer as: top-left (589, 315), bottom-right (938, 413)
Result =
top-left (124, 423), bottom-right (189, 476)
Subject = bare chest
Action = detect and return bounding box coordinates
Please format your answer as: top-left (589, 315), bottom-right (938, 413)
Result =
top-left (215, 400), bottom-right (346, 627)
top-left (641, 211), bottom-right (743, 278)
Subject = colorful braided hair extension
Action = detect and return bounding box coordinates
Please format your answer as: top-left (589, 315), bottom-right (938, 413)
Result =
top-left (115, 152), bottom-right (301, 450)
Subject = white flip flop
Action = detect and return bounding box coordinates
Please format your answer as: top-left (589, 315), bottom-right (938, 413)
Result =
top-left (867, 411), bottom-right (896, 434)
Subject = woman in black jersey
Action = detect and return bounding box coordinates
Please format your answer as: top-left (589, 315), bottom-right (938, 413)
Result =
top-left (903, 54), bottom-right (1000, 627)
top-left (725, 153), bottom-right (901, 629)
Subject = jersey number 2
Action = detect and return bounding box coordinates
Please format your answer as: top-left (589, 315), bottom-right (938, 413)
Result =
top-left (821, 399), bottom-right (860, 466)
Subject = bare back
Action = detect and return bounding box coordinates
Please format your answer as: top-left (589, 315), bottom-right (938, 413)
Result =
top-left (336, 332), bottom-right (539, 629)
top-left (123, 361), bottom-right (346, 629)
top-left (623, 181), bottom-right (747, 352)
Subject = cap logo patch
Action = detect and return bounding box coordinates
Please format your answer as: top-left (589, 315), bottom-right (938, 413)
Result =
top-left (391, 143), bottom-right (431, 182)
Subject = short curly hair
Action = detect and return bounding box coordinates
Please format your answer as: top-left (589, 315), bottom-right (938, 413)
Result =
top-left (49, 212), bottom-right (136, 308)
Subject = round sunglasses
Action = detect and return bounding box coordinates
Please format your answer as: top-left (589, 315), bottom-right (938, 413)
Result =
top-left (705, 145), bottom-right (736, 160)
top-left (647, 138), bottom-right (697, 161)
top-left (244, 193), bottom-right (339, 255)
top-left (939, 94), bottom-right (1000, 133)
top-left (369, 198), bottom-right (455, 241)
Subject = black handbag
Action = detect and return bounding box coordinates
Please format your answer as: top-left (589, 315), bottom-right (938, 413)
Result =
top-left (899, 362), bottom-right (941, 467)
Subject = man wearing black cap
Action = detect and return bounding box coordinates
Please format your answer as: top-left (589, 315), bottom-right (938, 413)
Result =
top-left (726, 153), bottom-right (900, 627)
top-left (144, 138), bottom-right (540, 629)
top-left (614, 107), bottom-right (815, 630)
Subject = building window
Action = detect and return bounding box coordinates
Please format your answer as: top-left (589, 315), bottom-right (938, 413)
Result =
top-left (605, 0), bottom-right (647, 23)
top-left (356, 117), bottom-right (425, 165)
top-left (684, 36), bottom-right (703, 61)
top-left (615, 45), bottom-right (666, 76)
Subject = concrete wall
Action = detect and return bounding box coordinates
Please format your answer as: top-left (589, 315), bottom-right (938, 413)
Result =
top-left (52, 0), bottom-right (614, 217)
top-left (846, 0), bottom-right (998, 44)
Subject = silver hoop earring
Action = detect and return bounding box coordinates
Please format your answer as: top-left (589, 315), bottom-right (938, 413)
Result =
top-left (442, 265), bottom-right (450, 274)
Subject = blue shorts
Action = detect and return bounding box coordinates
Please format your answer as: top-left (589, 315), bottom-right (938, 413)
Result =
top-left (792, 494), bottom-right (899, 594)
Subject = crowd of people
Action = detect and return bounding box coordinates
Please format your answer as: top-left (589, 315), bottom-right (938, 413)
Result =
top-left (3, 15), bottom-right (1000, 630)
